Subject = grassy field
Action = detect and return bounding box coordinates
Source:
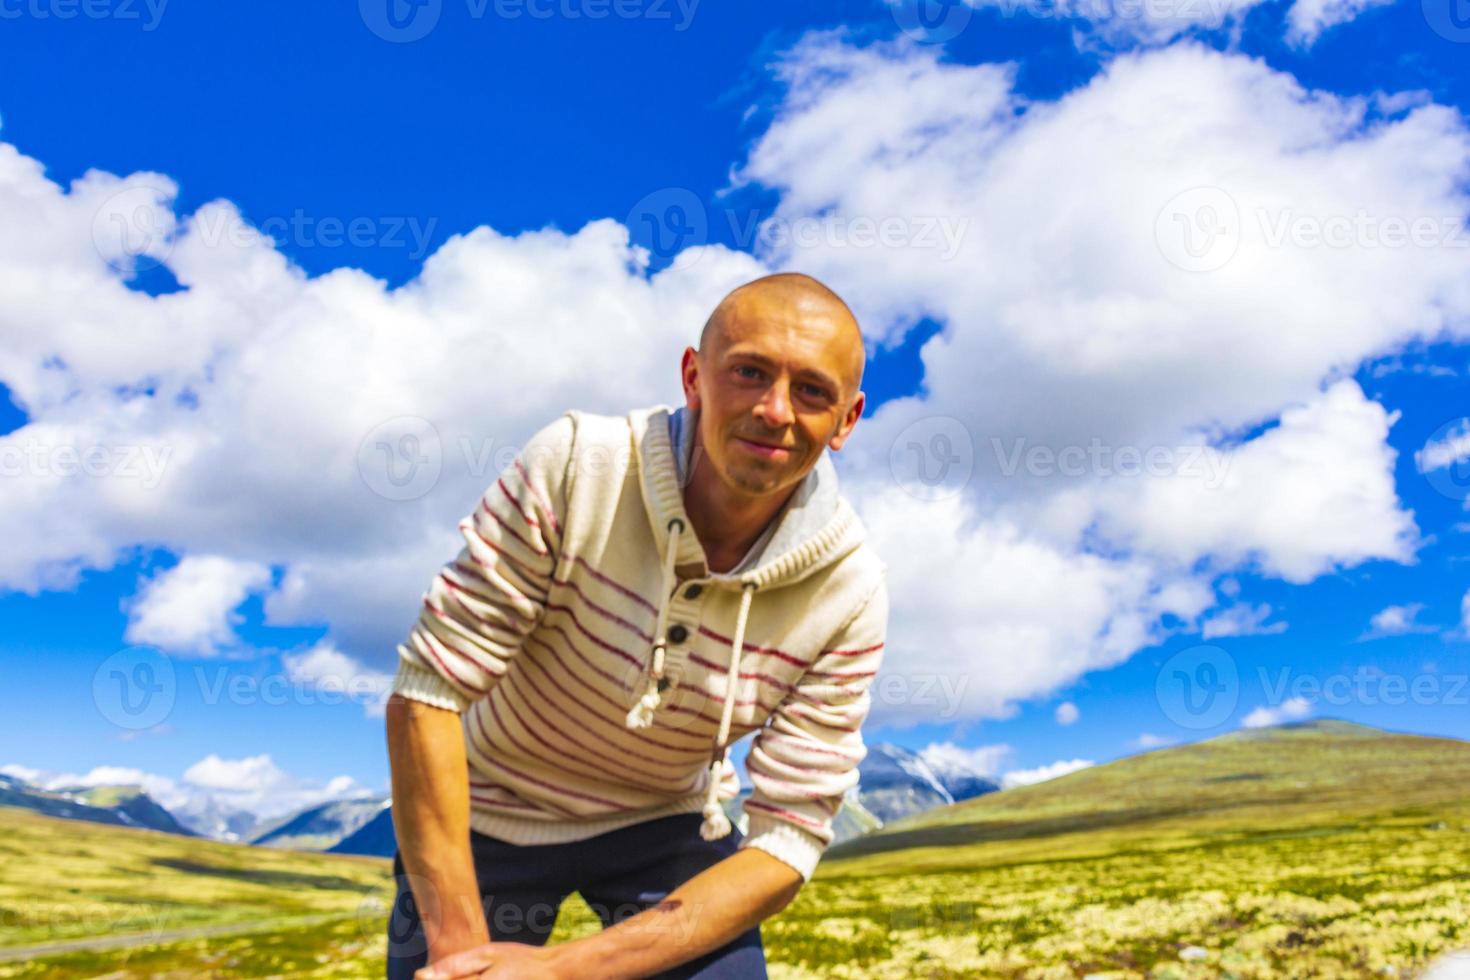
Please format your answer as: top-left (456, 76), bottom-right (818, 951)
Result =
top-left (4, 720), bottom-right (1469, 977)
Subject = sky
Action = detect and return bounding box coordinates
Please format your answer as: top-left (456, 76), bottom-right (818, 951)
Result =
top-left (1, 0), bottom-right (1469, 820)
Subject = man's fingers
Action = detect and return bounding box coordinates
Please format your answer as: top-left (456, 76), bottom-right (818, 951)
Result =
top-left (415, 944), bottom-right (497, 980)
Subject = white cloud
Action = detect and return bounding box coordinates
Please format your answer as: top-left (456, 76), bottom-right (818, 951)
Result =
top-left (1241, 696), bottom-right (1312, 728)
top-left (1201, 602), bottom-right (1287, 639)
top-left (1055, 701), bottom-right (1080, 725)
top-left (2, 35), bottom-right (1467, 732)
top-left (282, 642), bottom-right (394, 718)
top-left (0, 756), bottom-right (369, 825)
top-left (1361, 602), bottom-right (1432, 639)
top-left (1417, 419), bottom-right (1470, 475)
top-left (1461, 589), bottom-right (1470, 637)
top-left (122, 555), bottom-right (272, 655)
top-left (917, 740), bottom-right (1012, 778)
top-left (1002, 758), bottom-right (1095, 788)
top-left (1132, 732), bottom-right (1176, 748)
top-left (958, 0), bottom-right (1393, 48)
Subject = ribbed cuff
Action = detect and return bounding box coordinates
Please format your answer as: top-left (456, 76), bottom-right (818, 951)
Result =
top-left (737, 811), bottom-right (827, 883)
top-left (390, 656), bottom-right (473, 713)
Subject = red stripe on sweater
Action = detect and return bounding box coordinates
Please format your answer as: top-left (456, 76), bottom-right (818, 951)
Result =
top-left (472, 744), bottom-right (631, 811)
top-left (524, 634), bottom-right (713, 755)
top-left (821, 641), bottom-right (885, 657)
top-left (745, 756), bottom-right (844, 801)
top-left (696, 625), bottom-right (809, 668)
top-left (571, 554), bottom-right (658, 615)
top-left (459, 522), bottom-right (553, 588)
top-left (742, 798), bottom-right (826, 831)
top-left (496, 666), bottom-right (701, 790)
top-left (513, 457), bottom-right (561, 537)
top-left (476, 494), bottom-right (549, 558)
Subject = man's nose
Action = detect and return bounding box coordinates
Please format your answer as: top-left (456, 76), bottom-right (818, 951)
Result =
top-left (756, 378), bottom-right (796, 428)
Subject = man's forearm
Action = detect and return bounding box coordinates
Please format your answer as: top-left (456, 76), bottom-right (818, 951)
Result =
top-left (552, 847), bottom-right (804, 979)
top-left (385, 693), bottom-right (490, 960)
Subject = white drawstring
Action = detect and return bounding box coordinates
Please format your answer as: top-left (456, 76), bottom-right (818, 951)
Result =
top-left (621, 515), bottom-right (756, 840)
top-left (624, 517), bottom-right (685, 729)
top-left (700, 580), bottom-right (756, 840)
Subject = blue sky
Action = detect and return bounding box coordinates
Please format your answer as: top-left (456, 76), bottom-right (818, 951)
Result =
top-left (2, 0), bottom-right (1469, 816)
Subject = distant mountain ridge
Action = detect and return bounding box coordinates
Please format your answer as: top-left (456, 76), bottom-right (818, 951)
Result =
top-left (0, 774), bottom-right (194, 836)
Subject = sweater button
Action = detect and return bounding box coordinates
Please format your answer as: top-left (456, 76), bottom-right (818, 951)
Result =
top-left (684, 584), bottom-right (703, 599)
top-left (668, 624), bottom-right (689, 644)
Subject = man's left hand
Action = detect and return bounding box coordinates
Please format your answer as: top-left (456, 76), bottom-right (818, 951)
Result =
top-left (414, 941), bottom-right (566, 980)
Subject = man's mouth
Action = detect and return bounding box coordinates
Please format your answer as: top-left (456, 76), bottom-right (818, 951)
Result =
top-left (735, 437), bottom-right (794, 460)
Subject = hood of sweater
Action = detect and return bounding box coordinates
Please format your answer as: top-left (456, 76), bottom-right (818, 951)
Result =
top-left (625, 402), bottom-right (868, 840)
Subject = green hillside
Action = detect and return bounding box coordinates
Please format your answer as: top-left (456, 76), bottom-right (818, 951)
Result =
top-left (5, 721), bottom-right (1469, 978)
top-left (757, 720), bottom-right (1470, 978)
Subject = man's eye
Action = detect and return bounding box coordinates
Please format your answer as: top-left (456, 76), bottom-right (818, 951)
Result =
top-left (736, 366), bottom-right (761, 379)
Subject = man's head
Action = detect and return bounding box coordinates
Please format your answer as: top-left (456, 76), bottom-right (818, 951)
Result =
top-left (680, 272), bottom-right (866, 499)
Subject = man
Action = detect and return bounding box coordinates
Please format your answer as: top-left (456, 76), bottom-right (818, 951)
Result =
top-left (386, 272), bottom-right (890, 979)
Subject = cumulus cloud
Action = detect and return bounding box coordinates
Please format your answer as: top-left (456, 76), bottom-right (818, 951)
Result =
top-left (1201, 601), bottom-right (1287, 639)
top-left (282, 642), bottom-right (394, 718)
top-left (0, 755), bottom-right (370, 823)
top-left (2, 33), bottom-right (1466, 733)
top-left (1055, 701), bottom-right (1080, 725)
top-left (1241, 696), bottom-right (1312, 727)
top-left (952, 0), bottom-right (1393, 49)
top-left (122, 555), bottom-right (272, 655)
top-left (1360, 602), bottom-right (1433, 639)
top-left (918, 740), bottom-right (1013, 777)
top-left (1002, 758), bottom-right (1095, 788)
top-left (1132, 732), bottom-right (1177, 748)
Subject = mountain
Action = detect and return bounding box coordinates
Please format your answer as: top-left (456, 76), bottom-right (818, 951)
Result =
top-left (171, 795), bottom-right (262, 842)
top-left (854, 742), bottom-right (999, 824)
top-left (0, 775), bottom-right (194, 837)
top-left (328, 804), bottom-right (397, 856)
top-left (827, 719), bottom-right (1463, 863)
top-left (249, 796), bottom-right (389, 851)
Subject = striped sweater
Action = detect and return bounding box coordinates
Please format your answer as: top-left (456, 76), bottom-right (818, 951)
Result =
top-left (389, 402), bottom-right (890, 882)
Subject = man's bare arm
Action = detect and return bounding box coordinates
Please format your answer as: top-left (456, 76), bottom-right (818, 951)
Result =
top-left (418, 847), bottom-right (804, 980)
top-left (386, 693), bottom-right (491, 963)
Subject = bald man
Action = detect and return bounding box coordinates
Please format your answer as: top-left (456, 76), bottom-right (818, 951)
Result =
top-left (386, 272), bottom-right (888, 979)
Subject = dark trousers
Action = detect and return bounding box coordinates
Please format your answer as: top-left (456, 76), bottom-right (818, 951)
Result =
top-left (386, 812), bottom-right (768, 979)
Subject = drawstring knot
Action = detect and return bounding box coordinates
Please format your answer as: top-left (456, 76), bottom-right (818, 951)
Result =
top-left (625, 517), bottom-right (686, 729)
top-left (700, 580), bottom-right (756, 840)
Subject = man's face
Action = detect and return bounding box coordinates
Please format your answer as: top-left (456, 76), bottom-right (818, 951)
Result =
top-left (682, 303), bottom-right (864, 498)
